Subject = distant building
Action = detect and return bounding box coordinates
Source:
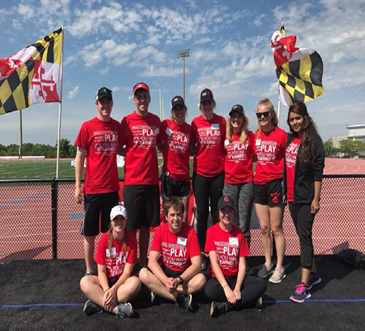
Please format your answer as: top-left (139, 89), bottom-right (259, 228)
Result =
top-left (330, 134), bottom-right (348, 148)
top-left (346, 124), bottom-right (365, 142)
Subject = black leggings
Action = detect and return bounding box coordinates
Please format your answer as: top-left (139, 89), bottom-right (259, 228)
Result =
top-left (205, 276), bottom-right (267, 306)
top-left (289, 202), bottom-right (315, 269)
top-left (192, 171), bottom-right (224, 252)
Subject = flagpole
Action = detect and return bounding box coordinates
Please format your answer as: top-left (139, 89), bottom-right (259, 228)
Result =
top-left (56, 26), bottom-right (64, 179)
top-left (19, 109), bottom-right (23, 158)
top-left (277, 97), bottom-right (281, 128)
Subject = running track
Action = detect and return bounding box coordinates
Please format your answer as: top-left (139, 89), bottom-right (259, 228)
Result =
top-left (324, 158), bottom-right (365, 175)
top-left (0, 158), bottom-right (364, 262)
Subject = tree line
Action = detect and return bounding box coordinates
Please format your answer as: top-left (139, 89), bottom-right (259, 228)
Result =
top-left (0, 139), bottom-right (77, 158)
top-left (1, 137), bottom-right (364, 159)
top-left (324, 138), bottom-right (365, 158)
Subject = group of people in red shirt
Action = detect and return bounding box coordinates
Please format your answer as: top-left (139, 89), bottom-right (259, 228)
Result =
top-left (76, 84), bottom-right (325, 318)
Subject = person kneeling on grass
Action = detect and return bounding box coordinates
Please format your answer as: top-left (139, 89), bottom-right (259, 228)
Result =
top-left (205, 196), bottom-right (267, 318)
top-left (80, 205), bottom-right (141, 319)
top-left (139, 197), bottom-right (206, 311)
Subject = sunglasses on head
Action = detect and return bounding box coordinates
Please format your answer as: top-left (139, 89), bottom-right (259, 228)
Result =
top-left (256, 111), bottom-right (271, 118)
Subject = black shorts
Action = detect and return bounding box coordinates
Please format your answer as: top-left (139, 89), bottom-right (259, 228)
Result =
top-left (123, 185), bottom-right (160, 230)
top-left (254, 178), bottom-right (286, 207)
top-left (160, 173), bottom-right (191, 200)
top-left (108, 277), bottom-right (119, 287)
top-left (146, 265), bottom-right (183, 278)
top-left (80, 192), bottom-right (119, 236)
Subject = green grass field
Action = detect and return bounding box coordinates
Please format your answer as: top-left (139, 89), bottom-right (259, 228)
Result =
top-left (0, 159), bottom-right (162, 180)
top-left (0, 159), bottom-right (256, 180)
top-left (0, 160), bottom-right (127, 180)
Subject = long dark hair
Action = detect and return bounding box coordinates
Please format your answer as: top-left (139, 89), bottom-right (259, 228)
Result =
top-left (287, 101), bottom-right (322, 167)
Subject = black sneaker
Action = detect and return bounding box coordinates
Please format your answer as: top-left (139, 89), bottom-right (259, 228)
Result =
top-left (184, 294), bottom-right (194, 312)
top-left (308, 273), bottom-right (322, 290)
top-left (83, 300), bottom-right (103, 315)
top-left (257, 263), bottom-right (274, 278)
top-left (176, 294), bottom-right (194, 311)
top-left (256, 296), bottom-right (263, 309)
top-left (210, 301), bottom-right (228, 318)
top-left (116, 302), bottom-right (134, 319)
top-left (151, 291), bottom-right (162, 305)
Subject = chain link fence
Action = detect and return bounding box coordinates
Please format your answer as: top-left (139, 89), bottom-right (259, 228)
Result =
top-left (1, 175), bottom-right (364, 263)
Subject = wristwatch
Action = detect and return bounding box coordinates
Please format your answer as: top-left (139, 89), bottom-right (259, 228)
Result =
top-left (178, 276), bottom-right (184, 285)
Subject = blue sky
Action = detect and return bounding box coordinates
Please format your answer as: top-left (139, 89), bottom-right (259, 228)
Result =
top-left (0, 0), bottom-right (364, 146)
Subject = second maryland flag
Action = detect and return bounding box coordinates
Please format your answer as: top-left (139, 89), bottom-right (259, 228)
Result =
top-left (0, 28), bottom-right (63, 115)
top-left (271, 26), bottom-right (324, 106)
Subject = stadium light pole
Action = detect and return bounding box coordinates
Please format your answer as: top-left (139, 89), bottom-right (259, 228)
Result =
top-left (177, 49), bottom-right (190, 101)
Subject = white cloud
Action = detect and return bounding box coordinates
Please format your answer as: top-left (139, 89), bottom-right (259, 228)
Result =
top-left (253, 14), bottom-right (265, 27)
top-left (99, 67), bottom-right (109, 75)
top-left (68, 86), bottom-right (79, 99)
top-left (12, 19), bottom-right (22, 30)
top-left (68, 2), bottom-right (142, 37)
top-left (141, 65), bottom-right (181, 77)
top-left (18, 4), bottom-right (34, 19)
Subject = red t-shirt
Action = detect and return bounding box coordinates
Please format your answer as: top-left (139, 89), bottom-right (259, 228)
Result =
top-left (150, 222), bottom-right (200, 272)
top-left (224, 131), bottom-right (254, 184)
top-left (254, 127), bottom-right (288, 185)
top-left (120, 112), bottom-right (161, 185)
top-left (191, 114), bottom-right (226, 177)
top-left (205, 222), bottom-right (250, 277)
top-left (285, 136), bottom-right (301, 202)
top-left (74, 117), bottom-right (121, 194)
top-left (94, 231), bottom-right (137, 279)
top-left (160, 119), bottom-right (193, 182)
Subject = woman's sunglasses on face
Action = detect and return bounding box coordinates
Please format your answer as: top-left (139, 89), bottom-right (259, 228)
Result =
top-left (256, 111), bottom-right (271, 118)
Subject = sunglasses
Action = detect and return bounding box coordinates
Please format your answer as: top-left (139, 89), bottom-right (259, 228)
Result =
top-left (256, 111), bottom-right (271, 118)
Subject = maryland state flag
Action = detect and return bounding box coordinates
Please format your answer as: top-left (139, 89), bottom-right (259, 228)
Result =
top-left (271, 26), bottom-right (324, 106)
top-left (0, 28), bottom-right (63, 115)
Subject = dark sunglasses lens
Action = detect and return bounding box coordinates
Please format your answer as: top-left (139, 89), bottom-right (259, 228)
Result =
top-left (256, 111), bottom-right (270, 118)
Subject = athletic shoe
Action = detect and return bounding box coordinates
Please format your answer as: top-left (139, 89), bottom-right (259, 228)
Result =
top-left (84, 270), bottom-right (94, 276)
top-left (83, 300), bottom-right (103, 315)
top-left (209, 301), bottom-right (234, 318)
top-left (308, 273), bottom-right (322, 289)
top-left (269, 267), bottom-right (286, 283)
top-left (290, 283), bottom-right (311, 303)
top-left (256, 296), bottom-right (263, 309)
top-left (116, 302), bottom-right (134, 319)
top-left (151, 291), bottom-right (162, 305)
top-left (176, 294), bottom-right (194, 312)
top-left (257, 263), bottom-right (274, 278)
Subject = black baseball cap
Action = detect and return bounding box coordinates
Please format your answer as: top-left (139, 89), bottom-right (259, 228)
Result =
top-left (95, 87), bottom-right (112, 101)
top-left (218, 196), bottom-right (235, 211)
top-left (171, 96), bottom-right (185, 108)
top-left (229, 104), bottom-right (245, 116)
top-left (200, 88), bottom-right (214, 103)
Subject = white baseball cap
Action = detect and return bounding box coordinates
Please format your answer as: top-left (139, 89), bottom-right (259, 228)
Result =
top-left (110, 205), bottom-right (127, 220)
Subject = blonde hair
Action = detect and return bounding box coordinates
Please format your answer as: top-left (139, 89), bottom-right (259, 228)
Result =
top-left (226, 114), bottom-right (249, 144)
top-left (255, 98), bottom-right (278, 138)
top-left (108, 227), bottom-right (113, 253)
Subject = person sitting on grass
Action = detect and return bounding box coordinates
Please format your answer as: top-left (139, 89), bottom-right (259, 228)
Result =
top-left (205, 196), bottom-right (267, 318)
top-left (139, 197), bottom-right (206, 311)
top-left (80, 205), bottom-right (141, 319)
